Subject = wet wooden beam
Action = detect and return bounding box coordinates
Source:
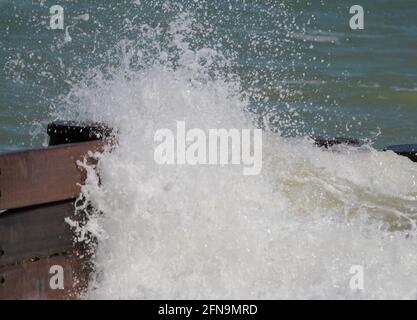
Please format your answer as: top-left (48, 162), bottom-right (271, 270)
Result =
top-left (0, 140), bottom-right (106, 210)
top-left (0, 201), bottom-right (78, 267)
top-left (0, 121), bottom-right (108, 299)
top-left (0, 250), bottom-right (91, 300)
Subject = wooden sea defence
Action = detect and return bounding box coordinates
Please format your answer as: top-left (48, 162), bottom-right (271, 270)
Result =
top-left (0, 121), bottom-right (416, 300)
top-left (0, 121), bottom-right (111, 299)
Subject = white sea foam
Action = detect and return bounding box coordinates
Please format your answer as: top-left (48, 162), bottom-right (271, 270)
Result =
top-left (56, 14), bottom-right (417, 300)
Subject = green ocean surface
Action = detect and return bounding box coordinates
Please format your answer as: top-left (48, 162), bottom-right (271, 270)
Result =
top-left (0, 0), bottom-right (416, 151)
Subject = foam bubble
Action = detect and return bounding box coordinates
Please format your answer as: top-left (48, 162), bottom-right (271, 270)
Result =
top-left (57, 13), bottom-right (417, 300)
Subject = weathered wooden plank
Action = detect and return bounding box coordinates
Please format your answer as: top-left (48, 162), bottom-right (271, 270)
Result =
top-left (48, 120), bottom-right (112, 146)
top-left (0, 140), bottom-right (105, 210)
top-left (0, 201), bottom-right (78, 267)
top-left (0, 251), bottom-right (91, 300)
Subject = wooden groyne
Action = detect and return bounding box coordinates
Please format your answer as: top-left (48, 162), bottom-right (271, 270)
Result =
top-left (0, 121), bottom-right (110, 299)
top-left (0, 122), bottom-right (415, 299)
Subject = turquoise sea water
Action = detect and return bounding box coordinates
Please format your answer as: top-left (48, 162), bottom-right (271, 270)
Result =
top-left (0, 0), bottom-right (416, 151)
top-left (2, 1), bottom-right (417, 299)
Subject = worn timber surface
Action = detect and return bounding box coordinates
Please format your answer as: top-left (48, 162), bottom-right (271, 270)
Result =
top-left (0, 201), bottom-right (77, 267)
top-left (0, 250), bottom-right (90, 300)
top-left (0, 140), bottom-right (105, 210)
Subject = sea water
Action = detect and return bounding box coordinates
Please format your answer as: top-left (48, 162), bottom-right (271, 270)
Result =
top-left (1, 0), bottom-right (417, 299)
